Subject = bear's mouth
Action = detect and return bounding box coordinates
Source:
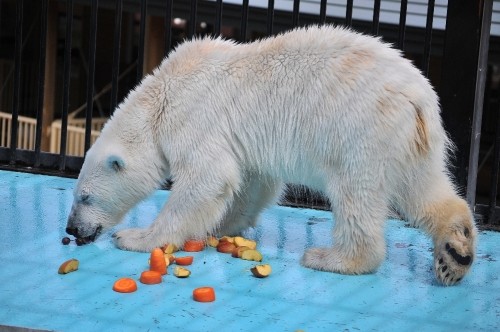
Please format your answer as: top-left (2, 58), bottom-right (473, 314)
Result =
top-left (74, 225), bottom-right (102, 245)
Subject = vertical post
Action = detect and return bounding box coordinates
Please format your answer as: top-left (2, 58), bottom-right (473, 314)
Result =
top-left (59, 0), bottom-right (74, 170)
top-left (110, 0), bottom-right (123, 113)
top-left (319, 0), bottom-right (327, 25)
top-left (188, 0), bottom-right (197, 39)
top-left (10, 0), bottom-right (23, 163)
top-left (440, 0), bottom-right (493, 208)
top-left (85, 0), bottom-right (99, 154)
top-left (240, 0), bottom-right (249, 41)
top-left (42, 0), bottom-right (57, 152)
top-left (164, 0), bottom-right (173, 56)
top-left (214, 0), bottom-right (223, 36)
top-left (137, 0), bottom-right (147, 82)
top-left (34, 0), bottom-right (48, 167)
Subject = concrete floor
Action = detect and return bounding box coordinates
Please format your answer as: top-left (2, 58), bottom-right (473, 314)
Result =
top-left (0, 170), bottom-right (499, 331)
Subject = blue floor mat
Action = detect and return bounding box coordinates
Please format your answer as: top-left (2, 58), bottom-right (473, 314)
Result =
top-left (0, 170), bottom-right (499, 331)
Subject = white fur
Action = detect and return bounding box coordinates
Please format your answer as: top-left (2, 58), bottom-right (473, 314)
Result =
top-left (67, 26), bottom-right (476, 285)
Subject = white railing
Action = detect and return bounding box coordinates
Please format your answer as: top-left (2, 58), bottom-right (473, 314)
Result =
top-left (49, 118), bottom-right (104, 156)
top-left (0, 111), bottom-right (106, 156)
top-left (0, 111), bottom-right (37, 150)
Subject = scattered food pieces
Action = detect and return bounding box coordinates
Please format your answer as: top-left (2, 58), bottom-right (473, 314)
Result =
top-left (240, 249), bottom-right (263, 262)
top-left (174, 266), bottom-right (191, 278)
top-left (206, 236), bottom-right (219, 247)
top-left (58, 258), bottom-right (79, 274)
top-left (161, 243), bottom-right (179, 254)
top-left (175, 256), bottom-right (194, 266)
top-left (164, 253), bottom-right (176, 264)
top-left (233, 236), bottom-right (257, 250)
top-left (232, 246), bottom-right (251, 258)
top-left (113, 278), bottom-right (138, 293)
top-left (251, 264), bottom-right (272, 278)
top-left (75, 238), bottom-right (86, 246)
top-left (193, 286), bottom-right (215, 302)
top-left (219, 236), bottom-right (235, 243)
top-left (216, 241), bottom-right (237, 253)
top-left (139, 270), bottom-right (163, 284)
top-left (150, 248), bottom-right (167, 275)
top-left (183, 239), bottom-right (205, 252)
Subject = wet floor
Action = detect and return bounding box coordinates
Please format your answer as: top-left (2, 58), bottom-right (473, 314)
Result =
top-left (0, 170), bottom-right (499, 331)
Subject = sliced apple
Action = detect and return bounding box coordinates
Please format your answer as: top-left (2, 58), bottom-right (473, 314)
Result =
top-left (240, 249), bottom-right (263, 262)
top-left (58, 258), bottom-right (79, 274)
top-left (219, 236), bottom-right (235, 244)
top-left (251, 264), bottom-right (272, 278)
top-left (161, 243), bottom-right (179, 254)
top-left (232, 246), bottom-right (251, 258)
top-left (164, 253), bottom-right (176, 264)
top-left (206, 236), bottom-right (219, 247)
top-left (233, 236), bottom-right (257, 250)
top-left (217, 241), bottom-right (237, 253)
top-left (174, 266), bottom-right (191, 278)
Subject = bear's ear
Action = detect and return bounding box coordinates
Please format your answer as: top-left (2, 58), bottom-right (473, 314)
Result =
top-left (106, 155), bottom-right (125, 172)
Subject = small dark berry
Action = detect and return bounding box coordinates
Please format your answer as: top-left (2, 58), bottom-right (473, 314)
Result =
top-left (75, 238), bottom-right (85, 246)
top-left (62, 237), bottom-right (71, 245)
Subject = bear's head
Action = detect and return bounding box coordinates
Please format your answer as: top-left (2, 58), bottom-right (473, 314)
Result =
top-left (66, 132), bottom-right (166, 243)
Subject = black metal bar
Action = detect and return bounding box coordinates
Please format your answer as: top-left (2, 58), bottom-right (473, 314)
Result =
top-left (9, 0), bottom-right (23, 163)
top-left (440, 0), bottom-right (493, 208)
top-left (345, 0), bottom-right (353, 27)
top-left (85, 0), bottom-right (99, 155)
top-left (110, 0), bottom-right (123, 114)
top-left (397, 0), bottom-right (408, 50)
top-left (59, 0), bottom-right (74, 170)
top-left (372, 0), bottom-right (381, 35)
top-left (188, 0), bottom-right (197, 39)
top-left (422, 0), bottom-right (435, 77)
top-left (34, 0), bottom-right (48, 167)
top-left (240, 0), bottom-right (249, 41)
top-left (467, 0), bottom-right (493, 208)
top-left (164, 0), bottom-right (173, 56)
top-left (267, 0), bottom-right (275, 35)
top-left (488, 106), bottom-right (500, 224)
top-left (319, 0), bottom-right (327, 24)
top-left (292, 0), bottom-right (300, 27)
top-left (137, 0), bottom-right (147, 82)
top-left (214, 0), bottom-right (222, 36)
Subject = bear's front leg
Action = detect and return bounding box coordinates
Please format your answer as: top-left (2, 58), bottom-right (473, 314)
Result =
top-left (113, 168), bottom-right (239, 252)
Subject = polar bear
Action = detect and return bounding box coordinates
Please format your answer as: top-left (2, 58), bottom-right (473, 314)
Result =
top-left (66, 25), bottom-right (476, 285)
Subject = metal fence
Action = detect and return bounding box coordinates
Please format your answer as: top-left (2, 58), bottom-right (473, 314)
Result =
top-left (0, 0), bottom-right (498, 226)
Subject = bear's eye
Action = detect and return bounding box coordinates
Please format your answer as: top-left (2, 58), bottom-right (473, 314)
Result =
top-left (80, 193), bottom-right (91, 204)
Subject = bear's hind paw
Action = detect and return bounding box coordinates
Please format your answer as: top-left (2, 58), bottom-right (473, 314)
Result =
top-left (301, 247), bottom-right (381, 275)
top-left (434, 242), bottom-right (473, 286)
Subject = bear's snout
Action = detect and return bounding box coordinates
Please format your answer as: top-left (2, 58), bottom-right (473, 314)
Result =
top-left (66, 226), bottom-right (79, 237)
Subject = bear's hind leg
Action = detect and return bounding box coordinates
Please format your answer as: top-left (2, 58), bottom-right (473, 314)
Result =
top-left (216, 173), bottom-right (283, 236)
top-left (411, 195), bottom-right (476, 285)
top-left (301, 179), bottom-right (387, 274)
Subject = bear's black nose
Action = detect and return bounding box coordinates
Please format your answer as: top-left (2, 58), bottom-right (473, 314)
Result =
top-left (66, 227), bottom-right (79, 237)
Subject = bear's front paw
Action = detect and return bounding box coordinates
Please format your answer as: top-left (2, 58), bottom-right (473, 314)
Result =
top-left (113, 228), bottom-right (160, 252)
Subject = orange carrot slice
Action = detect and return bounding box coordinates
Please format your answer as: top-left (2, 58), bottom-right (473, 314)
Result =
top-left (175, 256), bottom-right (194, 266)
top-left (150, 248), bottom-right (167, 275)
top-left (183, 239), bottom-right (205, 252)
top-left (113, 278), bottom-right (138, 293)
top-left (193, 286), bottom-right (216, 302)
top-left (139, 270), bottom-right (162, 284)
